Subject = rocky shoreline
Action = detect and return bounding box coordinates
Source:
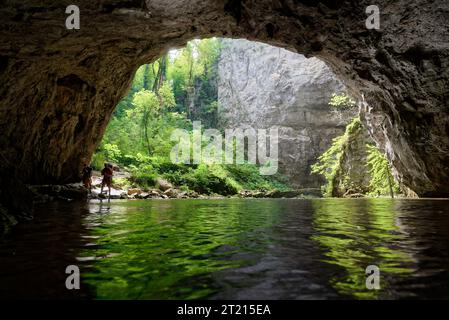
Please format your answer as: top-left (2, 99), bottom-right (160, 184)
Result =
top-left (29, 182), bottom-right (321, 202)
top-left (28, 174), bottom-right (322, 203)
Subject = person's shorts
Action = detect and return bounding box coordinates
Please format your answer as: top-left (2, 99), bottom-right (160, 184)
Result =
top-left (102, 176), bottom-right (112, 187)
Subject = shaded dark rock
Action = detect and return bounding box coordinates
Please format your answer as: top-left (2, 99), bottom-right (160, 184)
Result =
top-left (186, 191), bottom-right (199, 198)
top-left (137, 192), bottom-right (150, 199)
top-left (276, 190), bottom-right (300, 198)
top-left (29, 184), bottom-right (88, 202)
top-left (164, 188), bottom-right (179, 198)
top-left (296, 188), bottom-right (322, 198)
top-left (0, 167), bottom-right (34, 234)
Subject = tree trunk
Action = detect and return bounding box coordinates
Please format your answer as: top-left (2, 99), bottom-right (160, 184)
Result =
top-left (143, 64), bottom-right (150, 90)
top-left (152, 56), bottom-right (167, 93)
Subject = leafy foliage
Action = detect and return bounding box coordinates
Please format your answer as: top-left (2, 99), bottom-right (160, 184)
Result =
top-left (329, 93), bottom-right (357, 110)
top-left (366, 144), bottom-right (400, 196)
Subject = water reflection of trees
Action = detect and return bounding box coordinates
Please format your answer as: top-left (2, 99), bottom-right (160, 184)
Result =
top-left (311, 199), bottom-right (414, 299)
top-left (81, 199), bottom-right (281, 299)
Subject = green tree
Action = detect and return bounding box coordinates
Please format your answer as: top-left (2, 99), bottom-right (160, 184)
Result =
top-left (128, 83), bottom-right (176, 155)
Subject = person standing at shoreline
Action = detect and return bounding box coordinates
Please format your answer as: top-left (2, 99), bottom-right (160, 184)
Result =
top-left (100, 163), bottom-right (114, 200)
top-left (81, 164), bottom-right (93, 193)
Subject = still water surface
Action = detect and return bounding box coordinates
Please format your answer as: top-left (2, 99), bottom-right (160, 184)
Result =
top-left (1, 198), bottom-right (449, 299)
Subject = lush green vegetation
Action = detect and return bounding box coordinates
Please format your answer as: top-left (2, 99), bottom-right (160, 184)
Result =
top-left (366, 144), bottom-right (400, 197)
top-left (329, 93), bottom-right (357, 110)
top-left (311, 116), bottom-right (400, 197)
top-left (93, 38), bottom-right (291, 195)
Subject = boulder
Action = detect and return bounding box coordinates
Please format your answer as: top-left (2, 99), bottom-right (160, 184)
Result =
top-left (93, 187), bottom-right (126, 199)
top-left (252, 191), bottom-right (266, 198)
top-left (187, 191), bottom-right (199, 198)
top-left (30, 183), bottom-right (87, 201)
top-left (127, 188), bottom-right (142, 195)
top-left (239, 190), bottom-right (253, 198)
top-left (164, 188), bottom-right (179, 198)
top-left (177, 191), bottom-right (188, 199)
top-left (136, 192), bottom-right (150, 199)
top-left (156, 178), bottom-right (173, 191)
top-left (150, 189), bottom-right (161, 195)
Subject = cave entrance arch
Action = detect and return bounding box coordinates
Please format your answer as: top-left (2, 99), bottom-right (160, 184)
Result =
top-left (0, 1), bottom-right (448, 197)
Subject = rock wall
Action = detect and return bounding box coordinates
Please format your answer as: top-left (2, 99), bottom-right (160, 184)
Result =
top-left (0, 0), bottom-right (448, 197)
top-left (217, 39), bottom-right (355, 188)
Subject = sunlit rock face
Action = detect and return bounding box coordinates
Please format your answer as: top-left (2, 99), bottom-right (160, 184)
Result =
top-left (217, 39), bottom-right (355, 188)
top-left (0, 0), bottom-right (448, 197)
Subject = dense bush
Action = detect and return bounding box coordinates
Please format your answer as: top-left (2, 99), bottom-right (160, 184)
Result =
top-left (126, 161), bottom-right (291, 195)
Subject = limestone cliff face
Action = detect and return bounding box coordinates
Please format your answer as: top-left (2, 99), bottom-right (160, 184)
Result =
top-left (217, 39), bottom-right (355, 187)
